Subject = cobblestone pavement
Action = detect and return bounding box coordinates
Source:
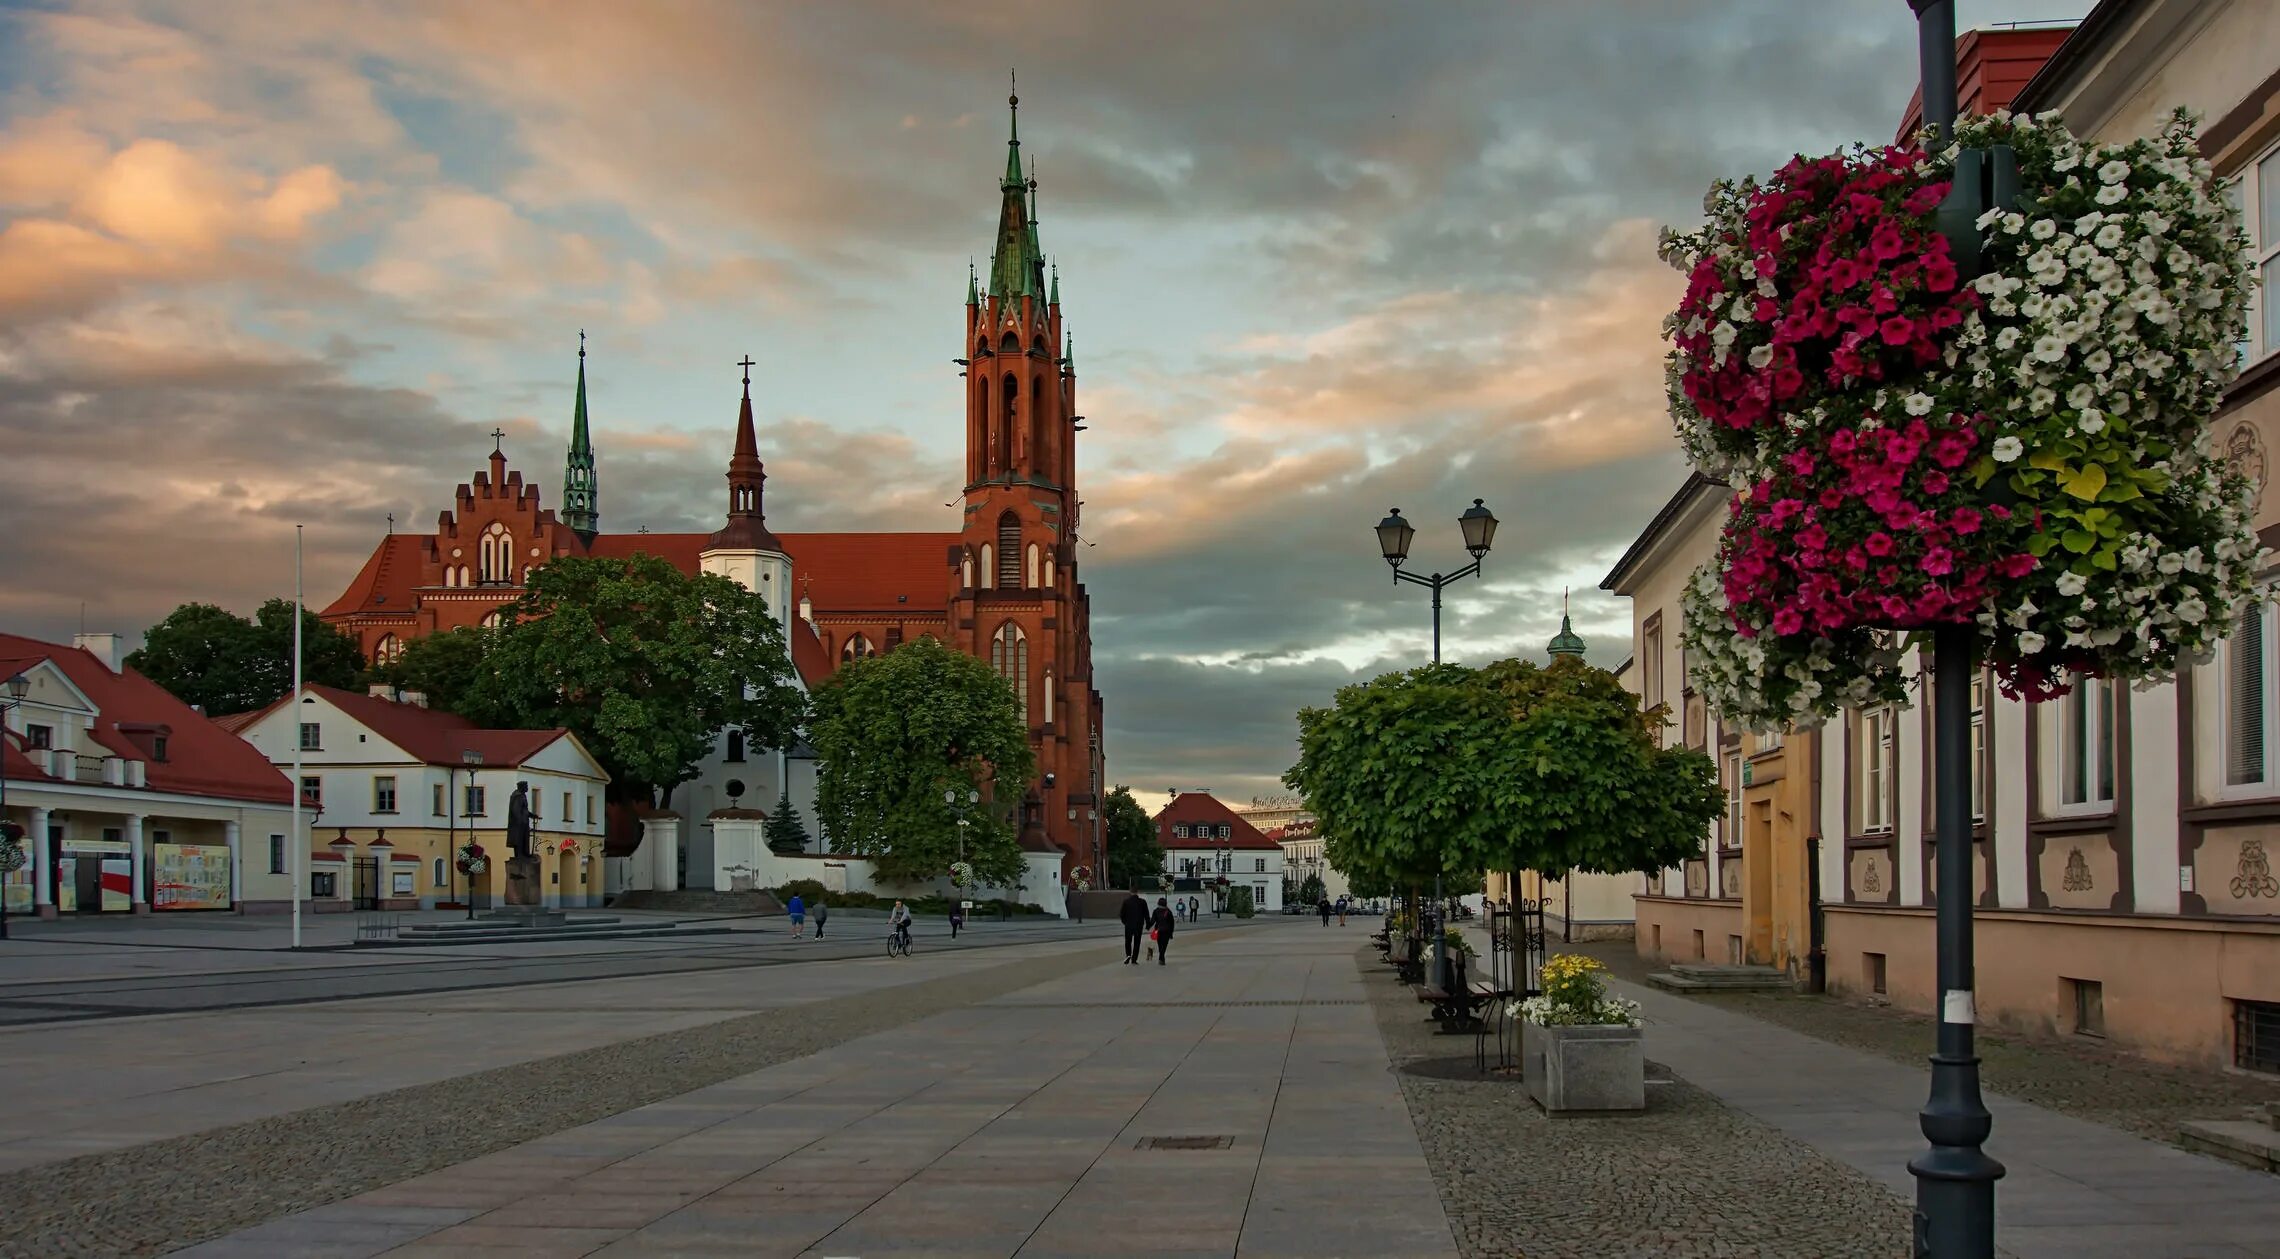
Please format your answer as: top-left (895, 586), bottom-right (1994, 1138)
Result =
top-left (1364, 949), bottom-right (1919, 1259)
top-left (1579, 940), bottom-right (2280, 1147)
top-left (0, 943), bottom-right (1116, 1259)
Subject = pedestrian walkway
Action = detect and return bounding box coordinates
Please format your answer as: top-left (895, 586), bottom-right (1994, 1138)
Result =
top-left (175, 923), bottom-right (1454, 1258)
top-left (1618, 975), bottom-right (2280, 1259)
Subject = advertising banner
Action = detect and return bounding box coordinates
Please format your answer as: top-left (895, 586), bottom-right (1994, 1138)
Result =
top-left (153, 843), bottom-right (232, 911)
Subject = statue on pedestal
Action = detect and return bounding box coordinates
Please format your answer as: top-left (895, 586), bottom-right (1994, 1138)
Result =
top-left (507, 782), bottom-right (533, 859)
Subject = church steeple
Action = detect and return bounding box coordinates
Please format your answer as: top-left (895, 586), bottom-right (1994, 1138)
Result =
top-left (708, 355), bottom-right (782, 552)
top-left (562, 331), bottom-right (599, 541)
top-left (1547, 590), bottom-right (1587, 659)
top-left (987, 74), bottom-right (1046, 301)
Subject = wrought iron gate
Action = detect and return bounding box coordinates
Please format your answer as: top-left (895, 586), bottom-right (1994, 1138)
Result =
top-left (351, 855), bottom-right (380, 911)
top-left (1478, 897), bottom-right (1549, 1070)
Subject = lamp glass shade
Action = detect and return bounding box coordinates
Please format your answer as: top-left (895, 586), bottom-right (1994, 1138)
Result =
top-left (944, 789), bottom-right (956, 804)
top-left (1459, 498), bottom-right (1498, 557)
top-left (1375, 509), bottom-right (1415, 568)
top-left (3, 674), bottom-right (26, 701)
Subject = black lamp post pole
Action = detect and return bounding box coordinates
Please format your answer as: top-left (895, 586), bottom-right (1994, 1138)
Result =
top-left (1906, 4), bottom-right (2005, 1255)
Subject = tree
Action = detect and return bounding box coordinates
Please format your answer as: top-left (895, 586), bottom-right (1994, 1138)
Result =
top-left (1101, 785), bottom-right (1161, 890)
top-left (764, 790), bottom-right (811, 855)
top-left (372, 627), bottom-right (495, 714)
top-left (464, 554), bottom-right (805, 809)
top-left (805, 636), bottom-right (1034, 886)
top-left (1298, 872), bottom-right (1325, 905)
top-left (128, 599), bottom-right (363, 715)
top-left (1286, 657), bottom-right (1720, 894)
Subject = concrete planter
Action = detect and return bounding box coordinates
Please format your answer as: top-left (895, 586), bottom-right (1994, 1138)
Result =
top-left (1524, 1022), bottom-right (1645, 1114)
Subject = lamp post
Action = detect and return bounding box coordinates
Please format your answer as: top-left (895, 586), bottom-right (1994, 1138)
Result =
top-left (1905, 3), bottom-right (2005, 1255)
top-left (450, 750), bottom-right (483, 919)
top-left (1374, 498), bottom-right (1498, 991)
top-left (945, 787), bottom-right (979, 904)
top-left (0, 672), bottom-right (30, 938)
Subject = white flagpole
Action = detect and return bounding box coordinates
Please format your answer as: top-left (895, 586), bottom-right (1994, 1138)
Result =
top-left (291, 525), bottom-right (303, 950)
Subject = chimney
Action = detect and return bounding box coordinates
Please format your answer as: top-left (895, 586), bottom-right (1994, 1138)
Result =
top-left (74, 632), bottom-right (119, 671)
top-left (368, 683), bottom-right (394, 699)
top-left (399, 691), bottom-right (429, 709)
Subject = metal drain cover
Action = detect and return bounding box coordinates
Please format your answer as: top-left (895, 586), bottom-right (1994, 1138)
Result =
top-left (1138, 1135), bottom-right (1234, 1150)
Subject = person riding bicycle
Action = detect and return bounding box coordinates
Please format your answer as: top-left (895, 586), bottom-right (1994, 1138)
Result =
top-left (889, 899), bottom-right (913, 950)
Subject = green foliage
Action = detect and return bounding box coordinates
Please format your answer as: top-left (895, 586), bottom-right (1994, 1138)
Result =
top-left (1286, 656), bottom-right (1722, 888)
top-left (464, 555), bottom-right (805, 807)
top-left (128, 599), bottom-right (364, 715)
top-left (775, 878), bottom-right (828, 905)
top-left (1225, 885), bottom-right (1256, 918)
top-left (372, 627), bottom-right (494, 714)
top-left (1101, 785), bottom-right (1162, 890)
top-left (805, 637), bottom-right (1034, 886)
top-left (764, 790), bottom-right (812, 855)
top-left (1298, 872), bottom-right (1325, 905)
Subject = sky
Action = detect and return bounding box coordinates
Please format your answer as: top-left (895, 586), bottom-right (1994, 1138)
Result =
top-left (0, 0), bottom-right (2092, 816)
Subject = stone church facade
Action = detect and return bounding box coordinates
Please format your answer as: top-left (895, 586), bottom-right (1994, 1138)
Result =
top-left (320, 92), bottom-right (1107, 886)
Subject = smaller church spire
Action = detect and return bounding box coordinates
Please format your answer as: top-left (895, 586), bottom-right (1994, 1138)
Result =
top-left (709, 354), bottom-right (782, 553)
top-left (1002, 71), bottom-right (1025, 191)
top-left (1049, 259), bottom-right (1059, 306)
top-left (562, 330), bottom-right (599, 541)
top-left (1547, 588), bottom-right (1586, 659)
top-left (1063, 330), bottom-right (1075, 375)
top-left (967, 258), bottom-right (979, 306)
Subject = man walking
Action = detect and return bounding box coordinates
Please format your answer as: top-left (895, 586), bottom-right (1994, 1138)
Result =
top-left (1150, 897), bottom-right (1177, 965)
top-left (1119, 889), bottom-right (1148, 965)
top-left (1318, 897), bottom-right (1333, 927)
top-left (786, 892), bottom-right (806, 939)
top-left (813, 896), bottom-right (828, 939)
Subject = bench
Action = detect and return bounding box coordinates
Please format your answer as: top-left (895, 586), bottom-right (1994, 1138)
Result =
top-left (1387, 936), bottom-right (1427, 985)
top-left (1414, 951), bottom-right (1497, 1032)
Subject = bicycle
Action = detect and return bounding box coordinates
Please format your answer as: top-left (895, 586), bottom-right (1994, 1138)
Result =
top-left (886, 924), bottom-right (913, 958)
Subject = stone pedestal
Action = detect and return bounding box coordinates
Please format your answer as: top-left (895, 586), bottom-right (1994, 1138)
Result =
top-left (1524, 1023), bottom-right (1645, 1114)
top-left (505, 856), bottom-right (542, 908)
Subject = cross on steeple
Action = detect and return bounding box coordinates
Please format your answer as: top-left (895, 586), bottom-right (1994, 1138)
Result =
top-left (385, 512), bottom-right (394, 534)
top-left (578, 328), bottom-right (586, 360)
top-left (737, 355), bottom-right (755, 396)
top-left (490, 427), bottom-right (506, 454)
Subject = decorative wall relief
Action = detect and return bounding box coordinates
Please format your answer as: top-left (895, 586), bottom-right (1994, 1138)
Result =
top-left (2038, 833), bottom-right (2115, 910)
top-left (2194, 825), bottom-right (2280, 916)
top-left (1862, 861), bottom-right (1882, 894)
top-left (2062, 846), bottom-right (2093, 892)
top-left (1719, 860), bottom-right (1743, 898)
top-left (2235, 838), bottom-right (2278, 900)
top-left (1849, 847), bottom-right (1892, 902)
top-left (2229, 421), bottom-right (2268, 516)
top-left (1684, 859), bottom-right (1708, 897)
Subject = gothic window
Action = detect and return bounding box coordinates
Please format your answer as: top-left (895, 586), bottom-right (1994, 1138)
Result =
top-left (961, 552), bottom-right (974, 588)
top-left (979, 543), bottom-right (995, 590)
top-left (479, 523), bottom-right (513, 584)
top-left (1044, 554), bottom-right (1056, 587)
top-left (842, 634), bottom-right (875, 662)
top-left (991, 622), bottom-right (1029, 715)
top-left (374, 634), bottom-right (403, 664)
top-left (481, 609), bottom-right (506, 630)
top-left (1025, 542), bottom-right (1040, 588)
top-left (726, 731), bottom-right (745, 762)
top-left (998, 512), bottom-right (1021, 586)
top-left (1001, 374), bottom-right (1018, 471)
top-left (1044, 669), bottom-right (1054, 725)
top-left (1001, 331), bottom-right (1019, 352)
top-left (443, 567), bottom-right (458, 588)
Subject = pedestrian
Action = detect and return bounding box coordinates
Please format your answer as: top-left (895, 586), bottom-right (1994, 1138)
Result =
top-left (1336, 896), bottom-right (1348, 927)
top-left (1119, 889), bottom-right (1148, 964)
top-left (949, 899), bottom-right (965, 939)
top-left (813, 896), bottom-right (828, 939)
top-left (1317, 897), bottom-right (1333, 927)
top-left (786, 892), bottom-right (806, 939)
top-left (1188, 897), bottom-right (1198, 924)
top-left (1069, 888), bottom-right (1085, 924)
top-left (1151, 896), bottom-right (1177, 965)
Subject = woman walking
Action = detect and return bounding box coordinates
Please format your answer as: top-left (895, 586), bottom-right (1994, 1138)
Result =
top-left (1150, 897), bottom-right (1177, 966)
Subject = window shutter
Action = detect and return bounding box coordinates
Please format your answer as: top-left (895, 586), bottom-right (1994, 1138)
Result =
top-left (2230, 604), bottom-right (2267, 785)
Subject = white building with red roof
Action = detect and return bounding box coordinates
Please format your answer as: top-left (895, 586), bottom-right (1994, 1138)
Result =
top-left (0, 631), bottom-right (296, 917)
top-left (1153, 789), bottom-right (1284, 914)
top-left (228, 684), bottom-right (609, 910)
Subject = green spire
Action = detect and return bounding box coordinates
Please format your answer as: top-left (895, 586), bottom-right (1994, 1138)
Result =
top-left (967, 258), bottom-right (979, 306)
top-left (1049, 260), bottom-right (1059, 306)
top-left (1547, 591), bottom-right (1585, 659)
top-left (562, 330), bottom-right (599, 539)
top-left (1063, 330), bottom-right (1075, 375)
top-left (986, 76), bottom-right (1046, 302)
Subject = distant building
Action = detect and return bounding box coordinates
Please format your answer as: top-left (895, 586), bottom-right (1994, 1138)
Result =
top-left (0, 631), bottom-right (294, 916)
top-left (1154, 789), bottom-right (1284, 913)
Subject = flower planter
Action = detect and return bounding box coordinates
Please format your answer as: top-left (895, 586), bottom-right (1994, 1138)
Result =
top-left (1524, 1022), bottom-right (1646, 1114)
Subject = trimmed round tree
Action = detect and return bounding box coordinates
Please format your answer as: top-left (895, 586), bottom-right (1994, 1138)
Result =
top-left (805, 637), bottom-right (1035, 886)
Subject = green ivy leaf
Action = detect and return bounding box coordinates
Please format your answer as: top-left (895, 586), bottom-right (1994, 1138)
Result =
top-left (2062, 529), bottom-right (2096, 554)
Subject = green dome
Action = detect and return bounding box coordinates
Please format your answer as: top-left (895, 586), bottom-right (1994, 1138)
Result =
top-left (1547, 612), bottom-right (1586, 659)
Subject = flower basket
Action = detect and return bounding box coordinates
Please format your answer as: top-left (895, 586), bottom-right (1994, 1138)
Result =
top-left (1664, 108), bottom-right (2261, 726)
top-left (456, 842), bottom-right (487, 877)
top-left (0, 823), bottom-right (25, 876)
top-left (1514, 955), bottom-right (1644, 1113)
top-left (949, 861), bottom-right (975, 889)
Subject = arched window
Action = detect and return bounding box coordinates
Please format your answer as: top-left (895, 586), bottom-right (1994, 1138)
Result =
top-left (961, 551), bottom-right (974, 589)
top-left (991, 622), bottom-right (1029, 715)
top-left (1025, 542), bottom-right (1040, 588)
top-left (1044, 554), bottom-right (1056, 588)
top-left (976, 377), bottom-right (991, 475)
top-left (1033, 335), bottom-right (1048, 354)
top-left (433, 857), bottom-right (445, 887)
top-left (374, 634), bottom-right (403, 664)
top-left (479, 523), bottom-right (511, 584)
top-left (841, 634), bottom-right (875, 662)
top-left (998, 512), bottom-right (1021, 587)
top-left (726, 730), bottom-right (745, 762)
top-left (481, 609), bottom-right (506, 630)
top-left (979, 543), bottom-right (995, 590)
top-left (1001, 374), bottom-right (1018, 471)
top-left (1044, 668), bottom-right (1055, 726)
top-left (1000, 331), bottom-right (1019, 352)
top-left (443, 567), bottom-right (458, 589)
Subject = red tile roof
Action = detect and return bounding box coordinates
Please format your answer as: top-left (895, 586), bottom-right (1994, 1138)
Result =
top-left (0, 632), bottom-right (295, 805)
top-left (236, 684), bottom-right (591, 772)
top-left (1153, 791), bottom-right (1281, 851)
top-left (1895, 26), bottom-right (2072, 143)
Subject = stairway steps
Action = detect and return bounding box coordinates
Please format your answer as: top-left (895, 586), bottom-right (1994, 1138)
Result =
top-left (369, 922), bottom-right (733, 947)
top-left (612, 889), bottom-right (785, 915)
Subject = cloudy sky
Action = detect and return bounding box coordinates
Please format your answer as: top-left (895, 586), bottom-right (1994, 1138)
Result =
top-left (0, 0), bottom-right (2088, 813)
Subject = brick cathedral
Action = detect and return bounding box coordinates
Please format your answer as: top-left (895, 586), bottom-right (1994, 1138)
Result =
top-left (321, 90), bottom-right (1106, 877)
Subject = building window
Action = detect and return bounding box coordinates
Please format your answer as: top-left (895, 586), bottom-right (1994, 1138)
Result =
top-left (373, 776), bottom-right (397, 813)
top-left (726, 730), bottom-right (746, 762)
top-left (312, 871), bottom-right (336, 898)
top-left (2056, 677), bottom-right (2117, 809)
top-left (1026, 542), bottom-right (1040, 588)
top-left (481, 609), bottom-right (506, 630)
top-left (374, 634), bottom-right (403, 664)
top-left (1927, 671), bottom-right (1990, 824)
top-left (2226, 141), bottom-right (2280, 365)
top-left (979, 543), bottom-right (994, 590)
top-left (465, 784), bottom-right (487, 816)
top-left (2236, 999), bottom-right (2280, 1074)
top-left (301, 776), bottom-right (322, 809)
top-left (1175, 825), bottom-right (1190, 839)
top-left (990, 622), bottom-right (1028, 714)
top-left (433, 857), bottom-right (446, 887)
top-left (998, 512), bottom-right (1022, 586)
top-left (841, 634), bottom-right (874, 662)
top-left (151, 735), bottom-right (168, 762)
top-left (586, 795), bottom-right (595, 825)
top-left (1642, 616), bottom-right (1665, 710)
top-left (1864, 952), bottom-right (1888, 995)
top-left (270, 834), bottom-right (286, 874)
top-left (2221, 595), bottom-right (2275, 789)
top-left (299, 722), bottom-right (321, 751)
top-left (24, 724), bottom-right (50, 750)
top-left (433, 783), bottom-right (446, 816)
top-left (2069, 978), bottom-right (2105, 1038)
top-left (562, 791), bottom-right (573, 823)
top-left (1852, 705), bottom-right (1896, 834)
top-left (1255, 858), bottom-right (1267, 872)
top-left (1723, 749), bottom-right (1742, 850)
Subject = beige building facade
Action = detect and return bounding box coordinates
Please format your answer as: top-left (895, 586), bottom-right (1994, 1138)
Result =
top-left (1609, 0), bottom-right (2280, 1072)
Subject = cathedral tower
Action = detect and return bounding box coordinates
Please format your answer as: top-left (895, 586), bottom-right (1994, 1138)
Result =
top-left (562, 332), bottom-right (599, 542)
top-left (700, 356), bottom-right (794, 634)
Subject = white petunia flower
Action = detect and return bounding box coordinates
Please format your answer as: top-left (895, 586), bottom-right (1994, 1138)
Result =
top-left (2018, 631), bottom-right (2048, 654)
top-left (2079, 409), bottom-right (2106, 433)
top-left (2068, 383), bottom-right (2096, 409)
top-left (1991, 435), bottom-right (2025, 463)
top-left (2056, 571), bottom-right (2089, 597)
top-left (1747, 344), bottom-right (1774, 369)
top-left (2096, 182), bottom-right (2129, 205)
top-left (2098, 159), bottom-right (2131, 184)
top-left (2032, 218), bottom-right (2058, 240)
top-left (1904, 393), bottom-right (1935, 416)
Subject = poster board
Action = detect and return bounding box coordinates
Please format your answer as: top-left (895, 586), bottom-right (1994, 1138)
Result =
top-left (153, 843), bottom-right (232, 910)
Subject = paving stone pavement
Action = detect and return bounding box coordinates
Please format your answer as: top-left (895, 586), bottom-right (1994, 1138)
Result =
top-left (168, 922), bottom-right (1456, 1258)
